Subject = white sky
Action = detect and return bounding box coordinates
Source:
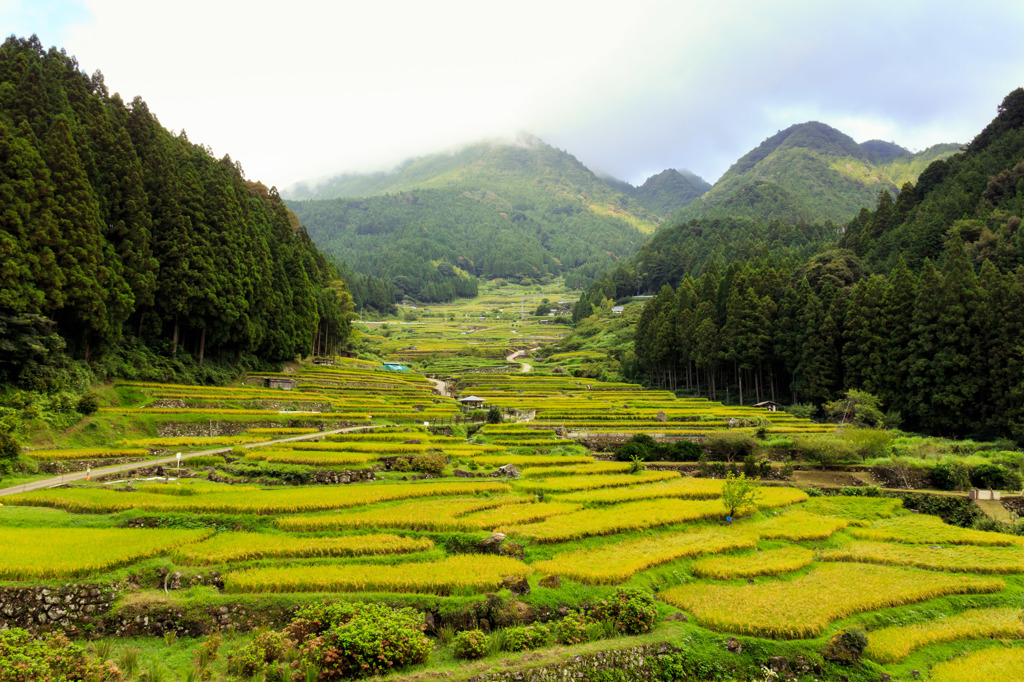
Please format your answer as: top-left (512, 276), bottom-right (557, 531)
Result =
top-left (4, 0), bottom-right (1024, 189)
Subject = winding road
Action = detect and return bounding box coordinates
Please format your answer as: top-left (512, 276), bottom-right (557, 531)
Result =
top-left (506, 347), bottom-right (540, 373)
top-left (0, 424), bottom-right (385, 498)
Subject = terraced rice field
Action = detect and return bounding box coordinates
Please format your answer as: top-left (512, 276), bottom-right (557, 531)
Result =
top-left (864, 607), bottom-right (1024, 663)
top-left (533, 528), bottom-right (757, 584)
top-left (660, 563), bottom-right (1005, 638)
top-left (5, 284), bottom-right (1024, 681)
top-left (224, 554), bottom-right (532, 595)
top-left (0, 527), bottom-right (213, 579)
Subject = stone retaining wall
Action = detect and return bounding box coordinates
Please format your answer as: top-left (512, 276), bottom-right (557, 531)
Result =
top-left (39, 458), bottom-right (151, 474)
top-left (466, 643), bottom-right (678, 682)
top-left (0, 583), bottom-right (121, 633)
top-left (155, 421), bottom-right (334, 438)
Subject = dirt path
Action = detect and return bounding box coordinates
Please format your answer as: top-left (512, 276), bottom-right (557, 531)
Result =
top-left (0, 424), bottom-right (386, 498)
top-left (426, 376), bottom-right (448, 395)
top-left (506, 347), bottom-right (540, 373)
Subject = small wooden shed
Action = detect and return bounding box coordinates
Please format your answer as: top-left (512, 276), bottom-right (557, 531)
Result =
top-left (754, 400), bottom-right (782, 412)
top-left (264, 377), bottom-right (294, 390)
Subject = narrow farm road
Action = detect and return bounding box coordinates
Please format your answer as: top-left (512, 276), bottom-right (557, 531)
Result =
top-left (0, 424), bottom-right (386, 498)
top-left (425, 376), bottom-right (449, 395)
top-left (506, 347), bottom-right (540, 373)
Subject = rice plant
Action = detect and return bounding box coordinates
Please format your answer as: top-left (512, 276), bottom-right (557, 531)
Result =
top-left (0, 528), bottom-right (212, 579)
top-left (512, 471), bottom-right (680, 494)
top-left (508, 498), bottom-right (735, 543)
top-left (850, 514), bottom-right (1024, 546)
top-left (865, 607), bottom-right (1024, 663)
top-left (752, 512), bottom-right (851, 541)
top-left (275, 496), bottom-right (529, 532)
top-left (817, 540), bottom-right (1024, 574)
top-left (928, 646), bottom-right (1024, 681)
top-left (690, 546), bottom-right (814, 579)
top-left (224, 554), bottom-right (532, 595)
top-left (659, 563), bottom-right (1004, 639)
top-left (533, 528), bottom-right (756, 584)
top-left (9, 481), bottom-right (512, 515)
top-left (26, 448), bottom-right (150, 461)
top-left (173, 532), bottom-right (434, 564)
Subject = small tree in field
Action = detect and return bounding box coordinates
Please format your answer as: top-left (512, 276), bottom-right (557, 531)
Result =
top-left (721, 472), bottom-right (762, 519)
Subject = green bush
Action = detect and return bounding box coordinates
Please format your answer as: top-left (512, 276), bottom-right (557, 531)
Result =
top-left (627, 455), bottom-right (646, 474)
top-left (669, 439), bottom-right (703, 461)
top-left (614, 435), bottom-right (703, 463)
top-left (760, 436), bottom-right (794, 451)
top-left (227, 630), bottom-right (294, 677)
top-left (0, 627), bottom-right (117, 681)
top-left (553, 612), bottom-right (590, 645)
top-left (0, 430), bottom-right (21, 477)
top-left (793, 433), bottom-right (854, 469)
top-left (75, 392), bottom-right (102, 416)
top-left (452, 629), bottom-right (488, 660)
top-left (703, 432), bottom-right (756, 463)
top-left (502, 624), bottom-right (549, 652)
top-left (289, 601), bottom-right (430, 679)
top-left (971, 463), bottom-right (1024, 490)
top-left (613, 434), bottom-right (655, 462)
top-left (188, 455), bottom-right (226, 468)
top-left (823, 628), bottom-right (868, 663)
top-left (590, 587), bottom-right (658, 635)
top-left (931, 461), bottom-right (972, 491)
top-left (838, 427), bottom-right (895, 461)
top-left (784, 403), bottom-right (818, 420)
top-left (486, 406), bottom-right (503, 424)
top-left (412, 453), bottom-right (446, 476)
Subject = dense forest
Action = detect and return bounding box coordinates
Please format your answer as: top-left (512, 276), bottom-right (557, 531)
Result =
top-left (287, 136), bottom-right (684, 302)
top-left (592, 89), bottom-right (1024, 444)
top-left (0, 36), bottom-right (353, 389)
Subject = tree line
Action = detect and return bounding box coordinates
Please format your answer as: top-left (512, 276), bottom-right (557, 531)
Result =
top-left (0, 36), bottom-right (353, 388)
top-left (580, 89), bottom-right (1024, 445)
top-left (627, 239), bottom-right (1023, 442)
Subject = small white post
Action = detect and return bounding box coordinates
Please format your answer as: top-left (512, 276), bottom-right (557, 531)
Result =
top-left (176, 452), bottom-right (182, 470)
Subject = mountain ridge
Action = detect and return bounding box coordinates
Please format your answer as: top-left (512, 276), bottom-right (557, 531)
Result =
top-left (287, 135), bottom-right (710, 301)
top-left (675, 121), bottom-right (960, 225)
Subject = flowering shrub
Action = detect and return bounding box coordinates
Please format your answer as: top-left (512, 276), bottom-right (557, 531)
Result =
top-left (452, 629), bottom-right (488, 660)
top-left (227, 630), bottom-right (294, 677)
top-left (552, 611), bottom-right (590, 645)
top-left (0, 628), bottom-right (122, 682)
top-left (590, 587), bottom-right (658, 635)
top-left (288, 601), bottom-right (430, 679)
top-left (503, 624), bottom-right (550, 652)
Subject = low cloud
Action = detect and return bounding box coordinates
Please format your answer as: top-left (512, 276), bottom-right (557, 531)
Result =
top-left (9, 0), bottom-right (1022, 188)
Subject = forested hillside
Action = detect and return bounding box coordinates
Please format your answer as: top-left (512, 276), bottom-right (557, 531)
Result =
top-left (0, 36), bottom-right (353, 389)
top-left (598, 89), bottom-right (1024, 444)
top-left (676, 121), bottom-right (959, 225)
top-left (844, 88), bottom-right (1024, 271)
top-left (287, 135), bottom-right (679, 301)
top-left (620, 168), bottom-right (711, 219)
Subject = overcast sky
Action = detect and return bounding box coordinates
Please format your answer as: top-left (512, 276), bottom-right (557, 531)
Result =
top-left (5, 0), bottom-right (1024, 189)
